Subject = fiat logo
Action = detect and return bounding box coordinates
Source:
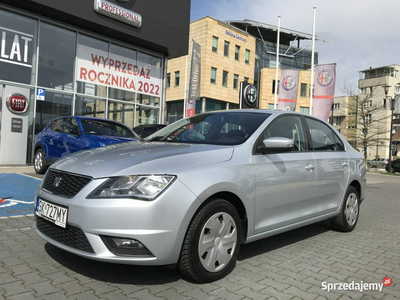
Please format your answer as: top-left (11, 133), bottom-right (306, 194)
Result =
top-left (6, 94), bottom-right (29, 114)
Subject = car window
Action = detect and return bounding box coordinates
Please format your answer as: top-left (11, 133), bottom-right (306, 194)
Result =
top-left (81, 119), bottom-right (136, 137)
top-left (62, 118), bottom-right (80, 135)
top-left (258, 115), bottom-right (307, 152)
top-left (51, 119), bottom-right (65, 133)
top-left (146, 112), bottom-right (270, 145)
top-left (306, 117), bottom-right (344, 151)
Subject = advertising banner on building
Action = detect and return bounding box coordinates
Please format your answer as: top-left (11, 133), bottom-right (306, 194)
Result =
top-left (76, 44), bottom-right (162, 97)
top-left (186, 40), bottom-right (201, 117)
top-left (240, 82), bottom-right (258, 109)
top-left (278, 69), bottom-right (299, 111)
top-left (313, 63), bottom-right (336, 121)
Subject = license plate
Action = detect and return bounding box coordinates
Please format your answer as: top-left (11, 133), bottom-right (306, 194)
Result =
top-left (35, 198), bottom-right (68, 228)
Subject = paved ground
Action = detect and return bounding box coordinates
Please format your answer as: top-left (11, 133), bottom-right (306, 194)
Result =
top-left (0, 170), bottom-right (399, 299)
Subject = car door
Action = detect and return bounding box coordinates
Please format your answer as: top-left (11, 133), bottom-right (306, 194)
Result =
top-left (305, 117), bottom-right (350, 216)
top-left (253, 114), bottom-right (317, 233)
top-left (43, 118), bottom-right (63, 162)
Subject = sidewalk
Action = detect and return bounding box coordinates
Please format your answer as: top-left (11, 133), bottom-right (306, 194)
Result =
top-left (0, 165), bottom-right (35, 173)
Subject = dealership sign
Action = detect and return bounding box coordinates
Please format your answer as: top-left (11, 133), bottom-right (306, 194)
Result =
top-left (94, 0), bottom-right (142, 28)
top-left (6, 94), bottom-right (29, 114)
top-left (0, 27), bottom-right (33, 68)
top-left (76, 44), bottom-right (161, 97)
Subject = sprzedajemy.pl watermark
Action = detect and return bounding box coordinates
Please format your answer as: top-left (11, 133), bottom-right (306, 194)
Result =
top-left (322, 277), bottom-right (392, 293)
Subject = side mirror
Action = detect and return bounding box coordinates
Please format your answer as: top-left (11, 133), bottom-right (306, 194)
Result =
top-left (258, 137), bottom-right (294, 154)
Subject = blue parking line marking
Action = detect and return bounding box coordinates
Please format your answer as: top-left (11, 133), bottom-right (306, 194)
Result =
top-left (0, 174), bottom-right (41, 217)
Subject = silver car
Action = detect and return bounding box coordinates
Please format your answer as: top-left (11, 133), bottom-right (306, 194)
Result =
top-left (34, 110), bottom-right (366, 283)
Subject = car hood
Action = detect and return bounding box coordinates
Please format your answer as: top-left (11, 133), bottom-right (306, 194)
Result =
top-left (50, 141), bottom-right (234, 178)
top-left (85, 135), bottom-right (138, 144)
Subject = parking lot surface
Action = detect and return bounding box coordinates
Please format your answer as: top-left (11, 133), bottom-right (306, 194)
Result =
top-left (0, 171), bottom-right (399, 299)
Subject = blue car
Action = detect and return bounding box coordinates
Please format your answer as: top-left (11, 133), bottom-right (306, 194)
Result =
top-left (34, 116), bottom-right (140, 174)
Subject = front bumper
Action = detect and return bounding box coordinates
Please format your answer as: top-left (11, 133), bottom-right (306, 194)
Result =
top-left (34, 177), bottom-right (201, 266)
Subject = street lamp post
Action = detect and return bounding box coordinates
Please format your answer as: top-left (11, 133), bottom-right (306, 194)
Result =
top-left (384, 87), bottom-right (400, 173)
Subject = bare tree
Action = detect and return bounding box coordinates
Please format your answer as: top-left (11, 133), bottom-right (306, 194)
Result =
top-left (342, 83), bottom-right (390, 161)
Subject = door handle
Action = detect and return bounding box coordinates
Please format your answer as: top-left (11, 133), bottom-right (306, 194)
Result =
top-left (305, 164), bottom-right (315, 171)
top-left (341, 162), bottom-right (348, 167)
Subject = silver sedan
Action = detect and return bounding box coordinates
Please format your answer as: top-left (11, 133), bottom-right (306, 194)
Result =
top-left (33, 110), bottom-right (366, 283)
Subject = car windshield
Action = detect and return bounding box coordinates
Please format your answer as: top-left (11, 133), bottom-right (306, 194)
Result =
top-left (146, 112), bottom-right (270, 145)
top-left (81, 119), bottom-right (137, 138)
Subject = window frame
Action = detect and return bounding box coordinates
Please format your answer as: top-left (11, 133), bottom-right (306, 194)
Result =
top-left (166, 73), bottom-right (170, 88)
top-left (175, 71), bottom-right (180, 86)
top-left (210, 67), bottom-right (217, 84)
top-left (253, 113), bottom-right (311, 155)
top-left (224, 41), bottom-right (230, 57)
top-left (235, 45), bottom-right (240, 61)
top-left (222, 70), bottom-right (228, 87)
top-left (245, 49), bottom-right (250, 64)
top-left (233, 74), bottom-right (239, 89)
top-left (212, 36), bottom-right (218, 53)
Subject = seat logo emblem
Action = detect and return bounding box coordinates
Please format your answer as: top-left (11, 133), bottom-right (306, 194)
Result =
top-left (53, 177), bottom-right (62, 188)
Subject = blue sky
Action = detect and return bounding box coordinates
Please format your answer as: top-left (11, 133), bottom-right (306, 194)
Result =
top-left (190, 0), bottom-right (400, 96)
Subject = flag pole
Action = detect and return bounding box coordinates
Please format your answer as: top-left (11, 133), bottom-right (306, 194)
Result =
top-left (274, 16), bottom-right (281, 109)
top-left (309, 7), bottom-right (316, 115)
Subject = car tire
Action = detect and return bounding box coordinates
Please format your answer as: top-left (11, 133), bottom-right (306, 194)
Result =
top-left (34, 149), bottom-right (48, 174)
top-left (178, 199), bottom-right (241, 283)
top-left (331, 186), bottom-right (359, 232)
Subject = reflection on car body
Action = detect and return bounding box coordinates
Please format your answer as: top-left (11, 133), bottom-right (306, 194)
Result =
top-left (33, 110), bottom-right (366, 283)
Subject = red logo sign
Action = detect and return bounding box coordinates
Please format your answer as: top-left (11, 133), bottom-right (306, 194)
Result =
top-left (383, 277), bottom-right (392, 287)
top-left (6, 94), bottom-right (29, 114)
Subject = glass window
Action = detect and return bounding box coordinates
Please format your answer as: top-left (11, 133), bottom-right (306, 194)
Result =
top-left (212, 36), bottom-right (218, 53)
top-left (233, 74), bottom-right (238, 89)
top-left (76, 34), bottom-right (108, 97)
top-left (244, 77), bottom-right (249, 83)
top-left (136, 104), bottom-right (159, 126)
top-left (245, 49), bottom-right (250, 64)
top-left (268, 103), bottom-right (274, 110)
top-left (38, 23), bottom-right (76, 91)
top-left (301, 83), bottom-right (307, 97)
top-left (34, 92), bottom-right (72, 134)
top-left (260, 115), bottom-right (307, 152)
top-left (81, 118), bottom-right (135, 137)
top-left (75, 96), bottom-right (106, 119)
top-left (137, 93), bottom-right (159, 107)
top-left (272, 80), bottom-right (279, 94)
top-left (167, 73), bottom-right (170, 88)
top-left (222, 71), bottom-right (228, 87)
top-left (0, 10), bottom-right (37, 85)
top-left (175, 71), bottom-right (180, 86)
top-left (146, 112), bottom-right (269, 145)
top-left (366, 114), bottom-right (371, 124)
top-left (211, 67), bottom-right (217, 84)
top-left (306, 117), bottom-right (344, 151)
top-left (235, 45), bottom-right (240, 61)
top-left (108, 43), bottom-right (137, 101)
top-left (108, 101), bottom-right (135, 128)
top-left (137, 51), bottom-right (162, 98)
top-left (300, 106), bottom-right (310, 114)
top-left (224, 41), bottom-right (229, 56)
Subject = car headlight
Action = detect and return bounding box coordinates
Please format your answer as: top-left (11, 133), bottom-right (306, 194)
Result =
top-left (87, 175), bottom-right (176, 200)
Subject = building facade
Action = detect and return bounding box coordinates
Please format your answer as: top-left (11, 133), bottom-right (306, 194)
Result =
top-left (331, 65), bottom-right (400, 161)
top-left (166, 17), bottom-right (320, 123)
top-left (358, 65), bottom-right (400, 160)
top-left (0, 0), bottom-right (190, 165)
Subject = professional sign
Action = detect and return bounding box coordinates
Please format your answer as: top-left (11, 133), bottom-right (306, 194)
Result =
top-left (94, 0), bottom-right (142, 28)
top-left (278, 69), bottom-right (299, 111)
top-left (76, 44), bottom-right (161, 97)
top-left (240, 82), bottom-right (258, 109)
top-left (6, 94), bottom-right (29, 114)
top-left (186, 40), bottom-right (201, 117)
top-left (36, 88), bottom-right (45, 101)
top-left (313, 63), bottom-right (337, 121)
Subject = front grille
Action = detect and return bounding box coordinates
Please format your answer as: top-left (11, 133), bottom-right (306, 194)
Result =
top-left (43, 170), bottom-right (92, 198)
top-left (35, 216), bottom-right (94, 253)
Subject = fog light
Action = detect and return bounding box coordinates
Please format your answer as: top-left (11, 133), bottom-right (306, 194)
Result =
top-left (101, 236), bottom-right (154, 257)
top-left (112, 238), bottom-right (145, 249)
